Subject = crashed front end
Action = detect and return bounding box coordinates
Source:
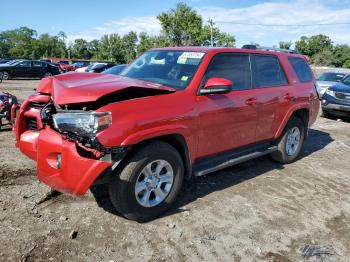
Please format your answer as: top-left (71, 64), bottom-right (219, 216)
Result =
top-left (14, 77), bottom-right (129, 196)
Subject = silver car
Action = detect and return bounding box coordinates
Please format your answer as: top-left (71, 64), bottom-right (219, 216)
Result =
top-left (316, 72), bottom-right (348, 97)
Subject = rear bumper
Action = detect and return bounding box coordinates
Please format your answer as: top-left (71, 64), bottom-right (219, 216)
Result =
top-left (18, 127), bottom-right (111, 195)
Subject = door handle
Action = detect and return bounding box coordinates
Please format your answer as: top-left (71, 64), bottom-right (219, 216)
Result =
top-left (245, 98), bottom-right (257, 105)
top-left (284, 93), bottom-right (296, 101)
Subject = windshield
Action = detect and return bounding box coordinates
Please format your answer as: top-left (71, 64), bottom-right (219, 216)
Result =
top-left (121, 50), bottom-right (205, 89)
top-left (103, 64), bottom-right (127, 75)
top-left (317, 72), bottom-right (345, 82)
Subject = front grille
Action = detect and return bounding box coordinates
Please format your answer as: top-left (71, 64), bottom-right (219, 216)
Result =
top-left (335, 92), bottom-right (350, 100)
top-left (27, 117), bottom-right (38, 131)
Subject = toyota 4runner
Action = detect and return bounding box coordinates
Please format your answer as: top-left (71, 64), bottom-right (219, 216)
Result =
top-left (14, 46), bottom-right (319, 221)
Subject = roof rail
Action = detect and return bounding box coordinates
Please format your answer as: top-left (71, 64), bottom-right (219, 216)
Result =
top-left (242, 44), bottom-right (299, 54)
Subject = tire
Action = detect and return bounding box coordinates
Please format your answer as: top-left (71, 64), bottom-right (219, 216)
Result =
top-left (43, 72), bottom-right (52, 78)
top-left (108, 141), bottom-right (184, 222)
top-left (321, 108), bottom-right (331, 118)
top-left (2, 71), bottom-right (9, 80)
top-left (271, 116), bottom-right (305, 164)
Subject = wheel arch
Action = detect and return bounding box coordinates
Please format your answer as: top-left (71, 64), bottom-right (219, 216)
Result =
top-left (274, 106), bottom-right (310, 140)
top-left (127, 134), bottom-right (193, 179)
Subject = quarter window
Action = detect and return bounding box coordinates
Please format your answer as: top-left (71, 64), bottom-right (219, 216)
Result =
top-left (203, 54), bottom-right (252, 90)
top-left (252, 55), bottom-right (288, 87)
top-left (288, 57), bottom-right (313, 83)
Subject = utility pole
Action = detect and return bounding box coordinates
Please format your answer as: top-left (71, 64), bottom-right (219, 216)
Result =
top-left (208, 18), bottom-right (214, 47)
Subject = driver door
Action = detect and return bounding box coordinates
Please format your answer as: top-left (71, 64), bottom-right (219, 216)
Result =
top-left (195, 53), bottom-right (259, 159)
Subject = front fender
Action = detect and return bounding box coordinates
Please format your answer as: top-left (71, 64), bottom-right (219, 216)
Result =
top-left (121, 124), bottom-right (196, 162)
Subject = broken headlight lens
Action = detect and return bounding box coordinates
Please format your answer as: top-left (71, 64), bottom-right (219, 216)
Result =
top-left (52, 111), bottom-right (112, 137)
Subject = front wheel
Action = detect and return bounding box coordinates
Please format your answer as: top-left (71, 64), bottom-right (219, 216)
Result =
top-left (271, 117), bottom-right (305, 164)
top-left (108, 141), bottom-right (184, 222)
top-left (2, 71), bottom-right (9, 80)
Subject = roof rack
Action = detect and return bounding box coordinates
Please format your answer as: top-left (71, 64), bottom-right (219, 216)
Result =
top-left (242, 44), bottom-right (299, 54)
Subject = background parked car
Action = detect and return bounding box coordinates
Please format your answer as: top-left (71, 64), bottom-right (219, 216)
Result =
top-left (321, 81), bottom-right (350, 118)
top-left (87, 62), bottom-right (115, 73)
top-left (316, 72), bottom-right (347, 97)
top-left (0, 59), bottom-right (12, 64)
top-left (0, 60), bottom-right (60, 79)
top-left (102, 64), bottom-right (127, 75)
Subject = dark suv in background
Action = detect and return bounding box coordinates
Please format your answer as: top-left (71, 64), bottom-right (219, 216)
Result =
top-left (321, 74), bottom-right (350, 118)
top-left (0, 60), bottom-right (60, 80)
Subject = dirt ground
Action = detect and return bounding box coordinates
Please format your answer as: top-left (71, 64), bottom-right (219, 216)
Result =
top-left (1, 80), bottom-right (350, 262)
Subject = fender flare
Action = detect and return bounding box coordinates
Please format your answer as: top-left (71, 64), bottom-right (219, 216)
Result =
top-left (274, 103), bottom-right (310, 140)
top-left (121, 124), bottom-right (195, 178)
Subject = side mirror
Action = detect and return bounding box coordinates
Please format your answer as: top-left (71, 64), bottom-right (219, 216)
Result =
top-left (200, 77), bottom-right (232, 95)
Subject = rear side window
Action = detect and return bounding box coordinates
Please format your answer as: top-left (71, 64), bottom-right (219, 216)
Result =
top-left (252, 55), bottom-right (288, 88)
top-left (203, 53), bottom-right (251, 90)
top-left (288, 57), bottom-right (313, 83)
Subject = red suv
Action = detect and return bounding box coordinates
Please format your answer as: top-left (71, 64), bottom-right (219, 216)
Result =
top-left (14, 46), bottom-right (319, 221)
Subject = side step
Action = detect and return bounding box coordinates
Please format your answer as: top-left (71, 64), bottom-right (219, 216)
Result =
top-left (193, 144), bottom-right (278, 177)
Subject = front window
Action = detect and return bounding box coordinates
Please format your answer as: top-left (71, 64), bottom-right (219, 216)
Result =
top-left (121, 50), bottom-right (205, 90)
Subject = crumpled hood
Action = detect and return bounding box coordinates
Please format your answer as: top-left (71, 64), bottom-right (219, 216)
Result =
top-left (36, 72), bottom-right (176, 105)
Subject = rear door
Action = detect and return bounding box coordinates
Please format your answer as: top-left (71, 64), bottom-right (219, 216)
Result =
top-left (30, 61), bottom-right (45, 77)
top-left (196, 53), bottom-right (259, 158)
top-left (251, 54), bottom-right (291, 141)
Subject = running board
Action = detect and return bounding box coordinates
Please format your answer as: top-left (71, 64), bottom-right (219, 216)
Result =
top-left (193, 145), bottom-right (278, 177)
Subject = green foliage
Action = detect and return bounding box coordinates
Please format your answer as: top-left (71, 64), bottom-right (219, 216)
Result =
top-left (201, 25), bottom-right (235, 47)
top-left (279, 41), bottom-right (292, 50)
top-left (332, 44), bottom-right (350, 68)
top-left (0, 27), bottom-right (37, 58)
top-left (312, 49), bottom-right (336, 66)
top-left (343, 60), bottom-right (350, 68)
top-left (295, 34), bottom-right (333, 57)
top-left (69, 39), bottom-right (91, 60)
top-left (157, 3), bottom-right (203, 46)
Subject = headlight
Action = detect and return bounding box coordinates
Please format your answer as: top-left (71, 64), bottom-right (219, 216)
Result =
top-left (325, 89), bottom-right (335, 97)
top-left (53, 111), bottom-right (112, 137)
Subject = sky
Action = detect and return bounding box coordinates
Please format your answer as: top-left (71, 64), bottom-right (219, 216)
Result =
top-left (1, 0), bottom-right (350, 47)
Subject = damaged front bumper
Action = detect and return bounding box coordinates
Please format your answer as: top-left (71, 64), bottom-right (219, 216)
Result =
top-left (18, 127), bottom-right (112, 195)
top-left (15, 96), bottom-right (127, 196)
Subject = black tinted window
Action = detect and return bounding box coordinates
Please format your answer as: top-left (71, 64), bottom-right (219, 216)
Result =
top-left (204, 54), bottom-right (251, 90)
top-left (253, 55), bottom-right (288, 87)
top-left (288, 57), bottom-right (313, 83)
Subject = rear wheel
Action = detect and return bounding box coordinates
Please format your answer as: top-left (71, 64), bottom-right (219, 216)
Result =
top-left (43, 72), bottom-right (52, 78)
top-left (108, 141), bottom-right (184, 222)
top-left (271, 117), bottom-right (305, 164)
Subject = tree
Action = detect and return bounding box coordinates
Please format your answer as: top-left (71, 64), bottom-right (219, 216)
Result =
top-left (333, 44), bottom-right (350, 68)
top-left (343, 60), bottom-right (350, 68)
top-left (122, 31), bottom-right (138, 63)
top-left (32, 33), bottom-right (66, 59)
top-left (137, 33), bottom-right (170, 54)
top-left (157, 3), bottom-right (202, 46)
top-left (295, 34), bottom-right (333, 57)
top-left (201, 24), bottom-right (235, 47)
top-left (279, 41), bottom-right (292, 50)
top-left (97, 34), bottom-right (124, 62)
top-left (70, 38), bottom-right (91, 59)
top-left (0, 27), bottom-right (37, 58)
top-left (312, 49), bottom-right (336, 66)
